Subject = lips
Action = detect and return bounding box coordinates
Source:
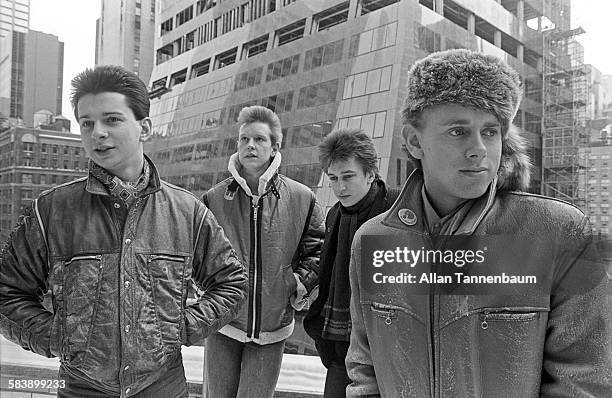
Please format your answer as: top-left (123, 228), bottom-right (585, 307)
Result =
top-left (94, 146), bottom-right (114, 153)
top-left (460, 167), bottom-right (488, 173)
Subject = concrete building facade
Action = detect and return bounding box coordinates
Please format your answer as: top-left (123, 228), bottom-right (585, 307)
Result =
top-left (145, 0), bottom-right (554, 210)
top-left (96, 0), bottom-right (157, 85)
top-left (0, 126), bottom-right (88, 242)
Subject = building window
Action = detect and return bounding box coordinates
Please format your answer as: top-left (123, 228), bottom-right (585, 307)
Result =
top-left (284, 121), bottom-right (333, 149)
top-left (304, 40), bottom-right (344, 71)
top-left (161, 18), bottom-right (173, 35)
top-left (337, 111), bottom-right (386, 138)
top-left (277, 19), bottom-right (305, 46)
top-left (190, 58), bottom-right (211, 79)
top-left (260, 91), bottom-right (294, 114)
top-left (170, 69), bottom-right (188, 87)
top-left (156, 44), bottom-right (173, 64)
top-left (349, 21), bottom-right (397, 57)
top-left (297, 79), bottom-right (339, 109)
top-left (343, 65), bottom-right (392, 99)
top-left (185, 29), bottom-right (196, 51)
top-left (414, 24), bottom-right (441, 53)
top-left (21, 173), bottom-right (33, 184)
top-left (234, 67), bottom-right (263, 91)
top-left (176, 5), bottom-right (193, 27)
top-left (315, 2), bottom-right (349, 32)
top-left (196, 0), bottom-right (216, 15)
top-left (215, 47), bottom-right (238, 69)
top-left (360, 0), bottom-right (399, 15)
top-left (266, 54), bottom-right (300, 82)
top-left (243, 34), bottom-right (269, 59)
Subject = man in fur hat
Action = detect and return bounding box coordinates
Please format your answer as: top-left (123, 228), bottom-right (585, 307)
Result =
top-left (345, 49), bottom-right (611, 397)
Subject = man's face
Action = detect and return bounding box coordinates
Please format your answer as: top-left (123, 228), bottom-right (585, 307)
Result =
top-left (237, 121), bottom-right (278, 174)
top-left (77, 92), bottom-right (150, 181)
top-left (327, 156), bottom-right (374, 207)
top-left (405, 104), bottom-right (502, 215)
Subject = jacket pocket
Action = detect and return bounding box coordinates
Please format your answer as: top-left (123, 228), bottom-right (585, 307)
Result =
top-left (62, 254), bottom-right (103, 364)
top-left (476, 309), bottom-right (547, 397)
top-left (145, 253), bottom-right (187, 351)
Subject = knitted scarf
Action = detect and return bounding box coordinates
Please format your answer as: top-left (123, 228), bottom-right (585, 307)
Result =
top-left (320, 179), bottom-right (388, 341)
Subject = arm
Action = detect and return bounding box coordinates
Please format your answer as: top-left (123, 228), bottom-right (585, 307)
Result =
top-left (0, 200), bottom-right (54, 357)
top-left (291, 195), bottom-right (325, 310)
top-left (346, 237), bottom-right (381, 398)
top-left (183, 206), bottom-right (247, 346)
top-left (541, 217), bottom-right (612, 397)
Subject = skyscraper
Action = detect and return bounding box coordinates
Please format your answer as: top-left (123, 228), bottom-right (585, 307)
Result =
top-left (0, 0), bottom-right (64, 127)
top-left (95, 0), bottom-right (157, 85)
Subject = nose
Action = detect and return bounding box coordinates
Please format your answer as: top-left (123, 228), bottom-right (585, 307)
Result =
top-left (465, 133), bottom-right (487, 161)
top-left (92, 122), bottom-right (108, 140)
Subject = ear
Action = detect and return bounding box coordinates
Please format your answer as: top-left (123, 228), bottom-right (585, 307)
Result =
top-left (271, 141), bottom-right (280, 155)
top-left (139, 117), bottom-right (153, 142)
top-left (366, 170), bottom-right (375, 184)
top-left (402, 124), bottom-right (424, 160)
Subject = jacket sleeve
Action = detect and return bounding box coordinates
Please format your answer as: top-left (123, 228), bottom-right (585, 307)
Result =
top-left (183, 205), bottom-right (247, 346)
top-left (0, 200), bottom-right (54, 357)
top-left (541, 217), bottom-right (612, 397)
top-left (292, 195), bottom-right (325, 294)
top-left (346, 236), bottom-right (381, 398)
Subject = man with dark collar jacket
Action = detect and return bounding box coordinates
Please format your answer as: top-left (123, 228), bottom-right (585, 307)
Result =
top-left (0, 66), bottom-right (247, 397)
top-left (346, 50), bottom-right (611, 397)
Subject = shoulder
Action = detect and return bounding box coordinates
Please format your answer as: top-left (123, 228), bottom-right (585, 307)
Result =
top-left (36, 177), bottom-right (88, 207)
top-left (277, 174), bottom-right (315, 197)
top-left (497, 191), bottom-right (585, 221)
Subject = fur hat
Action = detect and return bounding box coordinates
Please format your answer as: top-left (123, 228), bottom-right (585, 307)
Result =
top-left (402, 49), bottom-right (531, 191)
top-left (402, 49), bottom-right (523, 131)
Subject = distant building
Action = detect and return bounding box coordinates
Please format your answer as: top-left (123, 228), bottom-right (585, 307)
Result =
top-left (0, 0), bottom-right (30, 119)
top-left (144, 0), bottom-right (563, 208)
top-left (0, 126), bottom-right (88, 242)
top-left (96, 0), bottom-right (157, 84)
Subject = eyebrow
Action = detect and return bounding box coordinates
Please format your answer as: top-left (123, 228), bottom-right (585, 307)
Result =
top-left (328, 170), bottom-right (358, 176)
top-left (441, 118), bottom-right (500, 127)
top-left (78, 111), bottom-right (125, 121)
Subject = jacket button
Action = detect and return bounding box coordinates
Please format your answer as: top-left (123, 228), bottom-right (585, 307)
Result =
top-left (125, 324), bottom-right (130, 333)
top-left (125, 388), bottom-right (131, 394)
top-left (124, 365), bottom-right (130, 371)
top-left (114, 203), bottom-right (120, 209)
top-left (124, 281), bottom-right (130, 288)
top-left (125, 238), bottom-right (131, 245)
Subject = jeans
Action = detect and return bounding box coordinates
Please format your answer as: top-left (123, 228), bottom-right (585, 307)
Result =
top-left (57, 356), bottom-right (188, 398)
top-left (204, 332), bottom-right (285, 398)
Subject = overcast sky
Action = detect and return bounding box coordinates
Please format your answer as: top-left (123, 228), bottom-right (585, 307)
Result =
top-left (28, 0), bottom-right (612, 128)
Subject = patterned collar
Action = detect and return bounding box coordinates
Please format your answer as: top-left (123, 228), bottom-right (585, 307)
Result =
top-left (88, 159), bottom-right (151, 207)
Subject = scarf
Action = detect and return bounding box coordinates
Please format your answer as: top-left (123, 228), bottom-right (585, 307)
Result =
top-left (89, 159), bottom-right (151, 208)
top-left (320, 179), bottom-right (388, 341)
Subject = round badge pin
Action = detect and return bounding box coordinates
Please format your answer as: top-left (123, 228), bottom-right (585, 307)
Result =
top-left (398, 208), bottom-right (417, 226)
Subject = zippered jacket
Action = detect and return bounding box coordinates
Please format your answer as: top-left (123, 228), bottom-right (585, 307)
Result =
top-left (0, 157), bottom-right (247, 396)
top-left (346, 169), bottom-right (612, 397)
top-left (203, 153), bottom-right (325, 344)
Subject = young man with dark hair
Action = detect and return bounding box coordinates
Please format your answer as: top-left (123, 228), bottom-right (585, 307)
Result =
top-left (0, 65), bottom-right (247, 397)
top-left (304, 128), bottom-right (399, 398)
top-left (346, 50), bottom-right (611, 397)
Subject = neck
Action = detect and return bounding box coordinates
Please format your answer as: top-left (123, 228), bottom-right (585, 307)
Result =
top-left (115, 155), bottom-right (145, 182)
top-left (241, 166), bottom-right (266, 194)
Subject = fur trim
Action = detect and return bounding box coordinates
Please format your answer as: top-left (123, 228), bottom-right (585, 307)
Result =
top-left (402, 49), bottom-right (523, 130)
top-left (497, 125), bottom-right (532, 191)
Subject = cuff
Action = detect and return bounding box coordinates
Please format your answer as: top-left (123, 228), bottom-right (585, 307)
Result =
top-left (290, 273), bottom-right (309, 310)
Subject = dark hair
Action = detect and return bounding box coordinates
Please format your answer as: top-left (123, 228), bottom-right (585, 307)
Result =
top-left (318, 128), bottom-right (379, 177)
top-left (70, 65), bottom-right (150, 120)
top-left (237, 105), bottom-right (283, 147)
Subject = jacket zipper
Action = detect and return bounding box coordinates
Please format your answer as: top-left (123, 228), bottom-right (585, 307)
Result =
top-left (248, 202), bottom-right (260, 338)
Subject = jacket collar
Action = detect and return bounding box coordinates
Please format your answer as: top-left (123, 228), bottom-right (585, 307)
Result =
top-left (227, 152), bottom-right (282, 200)
top-left (382, 169), bottom-right (496, 235)
top-left (85, 154), bottom-right (161, 197)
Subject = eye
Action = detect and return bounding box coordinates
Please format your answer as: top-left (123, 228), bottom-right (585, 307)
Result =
top-left (106, 116), bottom-right (121, 124)
top-left (448, 128), bottom-right (466, 136)
top-left (328, 176), bottom-right (338, 182)
top-left (255, 137), bottom-right (265, 142)
top-left (239, 137), bottom-right (249, 143)
top-left (482, 128), bottom-right (499, 137)
top-left (343, 175), bottom-right (355, 181)
top-left (80, 120), bottom-right (93, 129)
